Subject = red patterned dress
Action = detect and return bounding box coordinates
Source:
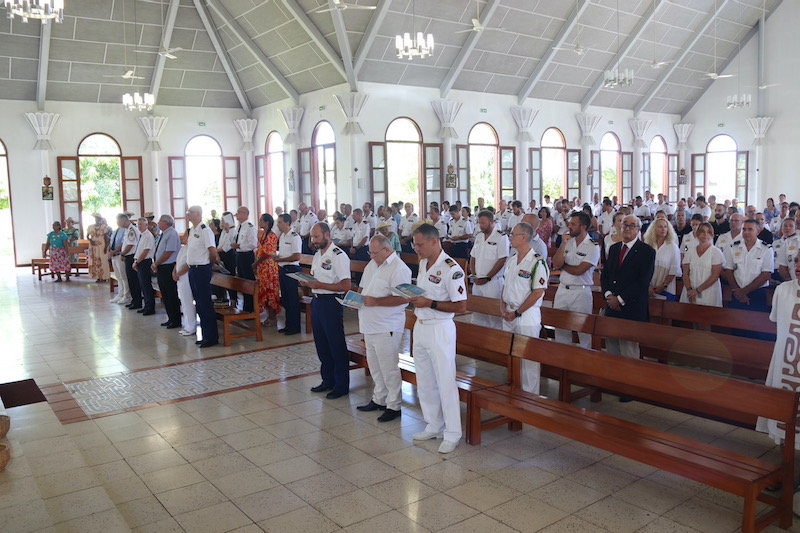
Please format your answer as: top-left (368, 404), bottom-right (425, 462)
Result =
top-left (257, 230), bottom-right (281, 313)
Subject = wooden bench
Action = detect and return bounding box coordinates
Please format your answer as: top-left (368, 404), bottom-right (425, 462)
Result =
top-left (210, 273), bottom-right (262, 346)
top-left (650, 298), bottom-right (776, 339)
top-left (469, 335), bottom-right (798, 533)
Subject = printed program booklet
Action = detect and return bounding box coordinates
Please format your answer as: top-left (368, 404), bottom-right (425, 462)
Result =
top-left (390, 283), bottom-right (426, 298)
top-left (287, 271), bottom-right (318, 283)
top-left (336, 290), bottom-right (365, 310)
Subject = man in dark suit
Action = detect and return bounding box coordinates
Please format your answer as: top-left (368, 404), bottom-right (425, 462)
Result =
top-left (600, 215), bottom-right (656, 360)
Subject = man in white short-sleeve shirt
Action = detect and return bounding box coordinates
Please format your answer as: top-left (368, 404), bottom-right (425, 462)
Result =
top-left (186, 205), bottom-right (219, 347)
top-left (723, 219), bottom-right (774, 314)
top-left (470, 210), bottom-right (509, 299)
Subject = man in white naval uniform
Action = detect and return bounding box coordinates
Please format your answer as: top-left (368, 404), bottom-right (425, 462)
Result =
top-left (551, 212), bottom-right (600, 349)
top-left (399, 202), bottom-right (420, 253)
top-left (501, 222), bottom-right (549, 393)
top-left (408, 223), bottom-right (467, 454)
top-left (776, 218), bottom-right (800, 281)
top-left (355, 234), bottom-right (412, 422)
top-left (297, 203), bottom-right (318, 254)
top-left (723, 219), bottom-right (774, 315)
top-left (429, 207), bottom-right (448, 240)
top-left (231, 206), bottom-right (259, 312)
top-left (716, 213), bottom-right (744, 250)
top-left (469, 210), bottom-right (509, 299)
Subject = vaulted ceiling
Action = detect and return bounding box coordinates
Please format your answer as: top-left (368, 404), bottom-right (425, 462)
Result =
top-left (0, 0), bottom-right (782, 116)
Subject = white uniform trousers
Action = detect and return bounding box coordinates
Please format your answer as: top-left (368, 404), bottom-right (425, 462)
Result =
top-left (472, 278), bottom-right (504, 327)
top-left (412, 320), bottom-right (462, 442)
top-left (364, 330), bottom-right (404, 410)
top-left (553, 286), bottom-right (593, 349)
top-left (605, 338), bottom-right (640, 359)
top-left (111, 254), bottom-right (130, 302)
top-left (502, 307), bottom-right (542, 394)
top-left (177, 275), bottom-right (197, 334)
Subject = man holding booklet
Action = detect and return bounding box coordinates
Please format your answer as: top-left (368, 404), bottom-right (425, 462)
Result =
top-left (352, 234), bottom-right (412, 422)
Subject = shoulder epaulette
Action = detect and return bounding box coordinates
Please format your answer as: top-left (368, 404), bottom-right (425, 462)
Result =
top-left (247, 222), bottom-right (253, 226)
top-left (444, 257), bottom-right (456, 267)
top-left (332, 247), bottom-right (343, 255)
top-left (200, 224), bottom-right (206, 229)
top-left (291, 231), bottom-right (298, 236)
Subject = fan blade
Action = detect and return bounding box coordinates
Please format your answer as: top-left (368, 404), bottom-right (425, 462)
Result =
top-left (165, 47), bottom-right (184, 54)
top-left (164, 53), bottom-right (177, 60)
top-left (758, 83), bottom-right (779, 89)
top-left (455, 28), bottom-right (474, 34)
top-left (346, 5), bottom-right (376, 9)
top-left (134, 50), bottom-right (158, 54)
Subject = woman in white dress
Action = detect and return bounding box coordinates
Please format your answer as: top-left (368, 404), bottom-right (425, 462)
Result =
top-left (643, 219), bottom-right (681, 301)
top-left (679, 222), bottom-right (725, 307)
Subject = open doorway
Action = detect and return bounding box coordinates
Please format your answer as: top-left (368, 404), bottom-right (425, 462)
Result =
top-left (78, 134), bottom-right (123, 236)
top-left (0, 140), bottom-right (14, 268)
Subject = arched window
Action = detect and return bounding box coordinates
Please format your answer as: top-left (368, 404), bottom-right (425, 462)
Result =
top-left (0, 139), bottom-right (15, 266)
top-left (184, 135), bottom-right (223, 221)
top-left (263, 132), bottom-right (285, 216)
top-left (646, 136), bottom-right (667, 198)
top-left (59, 133), bottom-right (131, 236)
top-left (386, 117), bottom-right (422, 208)
top-left (312, 121), bottom-right (336, 215)
top-left (702, 134), bottom-right (747, 204)
top-left (598, 132), bottom-right (632, 205)
top-left (541, 128), bottom-right (566, 201)
top-left (457, 123), bottom-right (497, 208)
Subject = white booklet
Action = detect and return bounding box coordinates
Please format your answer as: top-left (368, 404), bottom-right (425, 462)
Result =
top-left (336, 290), bottom-right (365, 310)
top-left (390, 283), bottom-right (426, 299)
top-left (287, 271), bottom-right (318, 283)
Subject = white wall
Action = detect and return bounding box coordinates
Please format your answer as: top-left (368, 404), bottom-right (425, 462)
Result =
top-left (683, 0), bottom-right (800, 207)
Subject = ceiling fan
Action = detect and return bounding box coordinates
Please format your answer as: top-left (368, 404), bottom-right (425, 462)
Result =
top-left (103, 70), bottom-right (145, 80)
top-left (135, 47), bottom-right (184, 60)
top-left (700, 0), bottom-right (732, 81)
top-left (648, 0), bottom-right (672, 69)
top-left (313, 0), bottom-right (376, 13)
top-left (455, 0), bottom-right (510, 34)
top-left (552, 43), bottom-right (586, 56)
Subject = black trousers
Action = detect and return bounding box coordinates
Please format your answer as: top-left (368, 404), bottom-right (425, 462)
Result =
top-left (124, 255), bottom-right (142, 307)
top-left (279, 265), bottom-right (300, 332)
top-left (136, 258), bottom-right (155, 311)
top-left (188, 264), bottom-right (218, 343)
top-left (217, 249), bottom-right (238, 303)
top-left (157, 263), bottom-right (180, 325)
top-left (311, 294), bottom-right (349, 394)
top-left (236, 251), bottom-right (256, 312)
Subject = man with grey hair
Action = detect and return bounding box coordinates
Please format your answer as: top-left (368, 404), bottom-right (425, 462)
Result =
top-left (355, 234), bottom-right (412, 422)
top-left (133, 217), bottom-right (156, 316)
top-left (152, 214), bottom-right (181, 328)
top-left (521, 213), bottom-right (548, 260)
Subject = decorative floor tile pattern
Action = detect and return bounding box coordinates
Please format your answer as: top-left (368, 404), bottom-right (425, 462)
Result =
top-left (66, 342), bottom-right (324, 416)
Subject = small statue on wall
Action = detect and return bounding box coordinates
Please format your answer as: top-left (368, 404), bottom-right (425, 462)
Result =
top-left (42, 176), bottom-right (53, 201)
top-left (445, 164), bottom-right (457, 189)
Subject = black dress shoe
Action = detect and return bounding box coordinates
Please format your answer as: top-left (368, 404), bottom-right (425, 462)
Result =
top-left (142, 309), bottom-right (155, 316)
top-left (165, 323), bottom-right (181, 329)
top-left (278, 328), bottom-right (287, 333)
top-left (136, 308), bottom-right (146, 313)
top-left (310, 384), bottom-right (331, 393)
top-left (283, 330), bottom-right (301, 336)
top-left (326, 391), bottom-right (348, 400)
top-left (619, 396), bottom-right (633, 403)
top-left (357, 400), bottom-right (386, 412)
top-left (199, 340), bottom-right (219, 348)
top-left (195, 340), bottom-right (203, 345)
top-left (377, 409), bottom-right (401, 422)
top-left (161, 321), bottom-right (171, 326)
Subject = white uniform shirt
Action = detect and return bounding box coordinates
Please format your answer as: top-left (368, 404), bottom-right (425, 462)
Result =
top-left (358, 253), bottom-right (412, 334)
top-left (591, 203), bottom-right (603, 217)
top-left (502, 249), bottom-right (549, 311)
top-left (277, 231), bottom-right (302, 266)
top-left (691, 205), bottom-right (712, 220)
top-left (290, 218), bottom-right (301, 234)
top-left (526, 206), bottom-right (540, 216)
top-left (217, 229), bottom-right (234, 252)
top-left (530, 234), bottom-right (548, 261)
top-left (122, 224), bottom-right (141, 255)
top-left (175, 244), bottom-right (188, 273)
top-left (399, 214), bottom-right (420, 238)
top-left (379, 217), bottom-right (398, 234)
top-left (134, 229), bottom-right (155, 261)
top-left (555, 214), bottom-right (570, 236)
top-left (715, 230), bottom-right (742, 251)
top-left (186, 224), bottom-right (215, 266)
top-left (559, 235), bottom-right (600, 287)
top-left (651, 202), bottom-right (674, 217)
top-left (298, 212), bottom-right (318, 236)
top-left (507, 213), bottom-right (524, 233)
top-left (344, 215), bottom-right (355, 231)
top-left (770, 216), bottom-right (785, 236)
top-left (495, 210), bottom-right (511, 232)
top-left (432, 219), bottom-right (448, 239)
top-left (414, 252), bottom-right (467, 321)
top-left (351, 221), bottom-right (371, 248)
top-left (364, 213), bottom-right (378, 232)
top-left (633, 205), bottom-right (651, 219)
top-left (448, 218), bottom-right (473, 240)
top-left (234, 221), bottom-right (258, 253)
top-left (776, 234), bottom-right (800, 279)
top-left (331, 226), bottom-right (352, 245)
top-left (310, 244), bottom-right (350, 295)
top-left (681, 232), bottom-right (698, 254)
top-left (598, 211), bottom-right (615, 235)
top-left (723, 240), bottom-right (774, 288)
top-left (470, 228), bottom-right (509, 279)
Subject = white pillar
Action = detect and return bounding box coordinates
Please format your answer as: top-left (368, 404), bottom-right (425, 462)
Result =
top-left (335, 92), bottom-right (369, 207)
top-left (629, 118), bottom-right (651, 197)
top-left (673, 123), bottom-right (693, 201)
top-left (431, 99), bottom-right (462, 204)
top-left (280, 107), bottom-right (304, 209)
top-left (511, 106), bottom-right (539, 205)
top-left (25, 112), bottom-right (60, 230)
top-left (137, 116), bottom-right (168, 213)
top-left (747, 116), bottom-right (773, 208)
top-left (234, 118), bottom-right (258, 210)
top-left (576, 112), bottom-right (601, 202)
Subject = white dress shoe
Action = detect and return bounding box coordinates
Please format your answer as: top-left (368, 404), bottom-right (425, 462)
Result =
top-left (438, 440), bottom-right (459, 454)
top-left (109, 297), bottom-right (120, 303)
top-left (179, 330), bottom-right (196, 336)
top-left (413, 431), bottom-right (442, 441)
top-left (118, 299), bottom-right (131, 305)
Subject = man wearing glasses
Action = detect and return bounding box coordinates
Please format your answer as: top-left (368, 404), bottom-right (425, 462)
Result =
top-left (355, 234), bottom-right (412, 422)
top-left (601, 215), bottom-right (655, 361)
top-left (501, 222), bottom-right (549, 393)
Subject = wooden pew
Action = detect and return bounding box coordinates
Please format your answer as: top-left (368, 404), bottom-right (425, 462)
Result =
top-left (650, 298), bottom-right (776, 339)
top-left (469, 335), bottom-right (798, 533)
top-left (209, 273), bottom-right (263, 346)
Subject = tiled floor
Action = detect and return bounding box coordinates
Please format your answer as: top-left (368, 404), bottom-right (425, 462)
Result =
top-left (0, 267), bottom-right (798, 532)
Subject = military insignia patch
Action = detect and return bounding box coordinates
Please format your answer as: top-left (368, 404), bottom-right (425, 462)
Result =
top-left (333, 248), bottom-right (343, 255)
top-left (518, 270), bottom-right (531, 279)
top-left (539, 277), bottom-right (546, 285)
top-left (322, 258), bottom-right (332, 270)
top-left (428, 274), bottom-right (441, 284)
top-left (444, 258), bottom-right (455, 267)
top-left (452, 271), bottom-right (463, 279)
top-left (458, 286), bottom-right (464, 294)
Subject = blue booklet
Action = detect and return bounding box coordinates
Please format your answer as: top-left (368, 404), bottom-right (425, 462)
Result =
top-left (336, 290), bottom-right (364, 310)
top-left (390, 283), bottom-right (426, 298)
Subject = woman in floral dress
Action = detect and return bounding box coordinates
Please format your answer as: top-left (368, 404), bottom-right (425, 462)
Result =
top-left (87, 217), bottom-right (110, 282)
top-left (44, 221), bottom-right (72, 282)
top-left (63, 217), bottom-right (80, 263)
top-left (253, 213), bottom-right (280, 326)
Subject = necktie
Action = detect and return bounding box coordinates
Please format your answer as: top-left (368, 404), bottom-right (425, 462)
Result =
top-left (618, 244), bottom-right (628, 267)
top-left (236, 225), bottom-right (241, 243)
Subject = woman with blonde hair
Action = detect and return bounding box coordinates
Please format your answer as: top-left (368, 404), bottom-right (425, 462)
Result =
top-left (680, 222), bottom-right (725, 307)
top-left (643, 218), bottom-right (681, 300)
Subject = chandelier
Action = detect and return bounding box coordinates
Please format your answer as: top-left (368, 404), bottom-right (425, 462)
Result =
top-left (123, 92), bottom-right (154, 112)
top-left (725, 3), bottom-right (750, 111)
top-left (395, 0), bottom-right (434, 60)
top-left (3, 0), bottom-right (64, 23)
top-left (604, 68), bottom-right (634, 88)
